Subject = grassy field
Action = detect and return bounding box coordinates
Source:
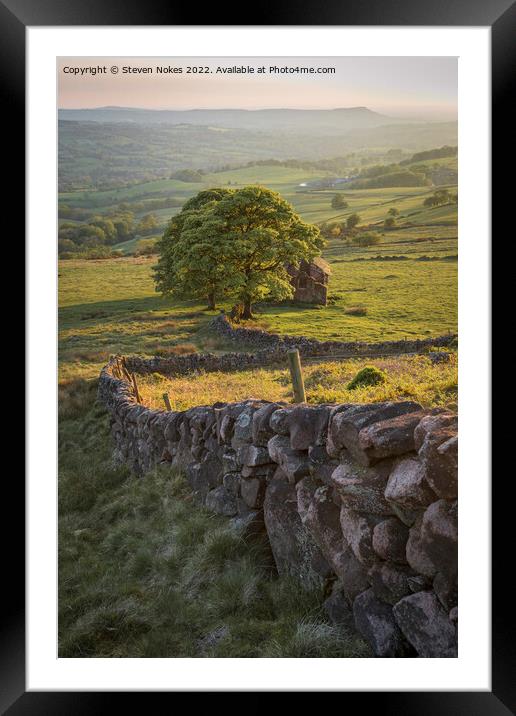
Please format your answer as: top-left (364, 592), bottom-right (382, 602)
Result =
top-left (59, 381), bottom-right (370, 658)
top-left (59, 161), bottom-right (458, 348)
top-left (59, 221), bottom-right (457, 383)
top-left (138, 353), bottom-right (457, 413)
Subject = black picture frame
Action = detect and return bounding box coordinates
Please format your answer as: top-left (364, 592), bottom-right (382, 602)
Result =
top-left (6, 0), bottom-right (509, 710)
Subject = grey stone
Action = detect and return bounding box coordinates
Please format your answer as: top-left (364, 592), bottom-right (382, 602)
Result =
top-left (408, 575), bottom-right (432, 593)
top-left (295, 477), bottom-right (317, 521)
top-left (326, 405), bottom-right (353, 459)
top-left (186, 455), bottom-right (222, 501)
top-left (372, 518), bottom-right (409, 563)
top-left (191, 444), bottom-right (205, 461)
top-left (164, 414), bottom-right (181, 442)
top-left (241, 463), bottom-right (276, 479)
top-left (237, 444), bottom-right (271, 467)
top-left (323, 589), bottom-right (355, 630)
top-left (357, 410), bottom-right (427, 464)
top-left (269, 407), bottom-right (293, 436)
top-left (389, 502), bottom-right (420, 527)
top-left (267, 434), bottom-right (310, 483)
top-left (289, 405), bottom-right (332, 450)
top-left (420, 429), bottom-right (458, 500)
top-left (222, 472), bottom-right (241, 497)
top-left (297, 483), bottom-right (350, 579)
top-left (222, 449), bottom-right (239, 473)
top-left (263, 476), bottom-right (333, 589)
top-left (340, 507), bottom-right (379, 565)
top-left (406, 516), bottom-right (437, 577)
top-left (331, 455), bottom-right (394, 515)
top-left (337, 546), bottom-right (371, 604)
top-left (368, 562), bottom-right (415, 605)
top-left (308, 445), bottom-right (339, 486)
top-left (240, 476), bottom-right (267, 509)
top-left (330, 401), bottom-right (422, 465)
top-left (231, 406), bottom-right (257, 447)
top-left (418, 499), bottom-right (458, 578)
top-left (433, 571), bottom-right (458, 611)
top-left (393, 591), bottom-right (458, 657)
top-left (252, 403), bottom-right (282, 446)
top-left (385, 457), bottom-right (437, 510)
top-left (205, 485), bottom-right (238, 517)
top-left (353, 589), bottom-right (414, 657)
top-left (219, 414), bottom-right (235, 443)
top-left (414, 412), bottom-right (458, 451)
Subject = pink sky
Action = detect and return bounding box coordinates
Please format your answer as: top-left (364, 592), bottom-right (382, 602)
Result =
top-left (58, 56), bottom-right (457, 120)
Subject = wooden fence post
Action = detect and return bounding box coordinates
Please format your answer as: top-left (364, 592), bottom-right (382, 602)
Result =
top-left (162, 393), bottom-right (172, 411)
top-left (131, 372), bottom-right (141, 404)
top-left (287, 349), bottom-right (306, 403)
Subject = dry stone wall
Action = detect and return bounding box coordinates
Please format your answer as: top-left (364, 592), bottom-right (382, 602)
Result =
top-left (210, 314), bottom-right (457, 356)
top-left (98, 353), bottom-right (458, 658)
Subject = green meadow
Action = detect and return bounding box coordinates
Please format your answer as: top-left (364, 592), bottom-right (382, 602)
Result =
top-left (59, 183), bottom-right (457, 384)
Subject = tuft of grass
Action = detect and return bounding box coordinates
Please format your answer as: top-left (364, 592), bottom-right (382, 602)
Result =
top-left (344, 305), bottom-right (368, 316)
top-left (347, 365), bottom-right (387, 390)
top-left (59, 388), bottom-right (369, 658)
top-left (153, 343), bottom-right (198, 357)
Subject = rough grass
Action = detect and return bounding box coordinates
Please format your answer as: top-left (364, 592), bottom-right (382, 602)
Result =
top-left (138, 353), bottom-right (457, 412)
top-left (58, 383), bottom-right (370, 658)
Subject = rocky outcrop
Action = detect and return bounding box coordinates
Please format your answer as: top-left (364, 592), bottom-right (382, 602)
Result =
top-left (98, 355), bottom-right (458, 658)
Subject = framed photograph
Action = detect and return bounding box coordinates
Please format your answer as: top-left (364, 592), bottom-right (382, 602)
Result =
top-left (7, 0), bottom-right (509, 708)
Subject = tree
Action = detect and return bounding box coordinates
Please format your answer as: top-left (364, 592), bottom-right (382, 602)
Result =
top-left (384, 217), bottom-right (396, 229)
top-left (352, 232), bottom-right (380, 247)
top-left (153, 188), bottom-right (236, 310)
top-left (331, 194), bottom-right (349, 210)
top-left (346, 213), bottom-right (361, 230)
top-left (90, 216), bottom-right (118, 244)
top-left (58, 238), bottom-right (76, 254)
top-left (136, 213), bottom-right (159, 236)
top-left (210, 186), bottom-right (324, 318)
top-left (134, 238), bottom-right (158, 256)
top-left (388, 207), bottom-right (399, 217)
top-left (153, 186), bottom-right (325, 317)
top-left (423, 189), bottom-right (452, 208)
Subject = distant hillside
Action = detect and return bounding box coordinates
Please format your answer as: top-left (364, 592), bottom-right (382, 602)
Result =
top-left (58, 115), bottom-right (458, 192)
top-left (59, 106), bottom-right (399, 132)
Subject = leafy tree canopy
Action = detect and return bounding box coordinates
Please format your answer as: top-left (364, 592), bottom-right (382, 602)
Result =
top-left (154, 186), bottom-right (324, 316)
top-left (331, 194), bottom-right (349, 209)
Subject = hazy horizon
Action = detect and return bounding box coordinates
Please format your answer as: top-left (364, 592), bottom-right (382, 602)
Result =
top-left (58, 57), bottom-right (457, 121)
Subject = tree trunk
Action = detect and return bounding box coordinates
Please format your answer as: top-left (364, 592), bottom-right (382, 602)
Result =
top-left (241, 297), bottom-right (253, 319)
top-left (207, 292), bottom-right (216, 310)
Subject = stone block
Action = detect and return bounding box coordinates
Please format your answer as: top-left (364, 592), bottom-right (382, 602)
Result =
top-left (205, 485), bottom-right (238, 517)
top-left (393, 591), bottom-right (457, 657)
top-left (385, 457), bottom-right (437, 510)
top-left (331, 455), bottom-right (394, 515)
top-left (340, 507), bottom-right (380, 565)
top-left (353, 589), bottom-right (414, 657)
top-left (372, 518), bottom-right (409, 563)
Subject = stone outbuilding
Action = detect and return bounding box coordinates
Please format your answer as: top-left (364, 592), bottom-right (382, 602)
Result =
top-left (286, 257), bottom-right (331, 305)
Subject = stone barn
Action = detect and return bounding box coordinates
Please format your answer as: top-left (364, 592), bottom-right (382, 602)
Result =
top-left (286, 257), bottom-right (331, 306)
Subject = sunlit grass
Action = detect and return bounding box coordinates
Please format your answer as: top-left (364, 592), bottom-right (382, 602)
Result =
top-left (137, 353), bottom-right (457, 412)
